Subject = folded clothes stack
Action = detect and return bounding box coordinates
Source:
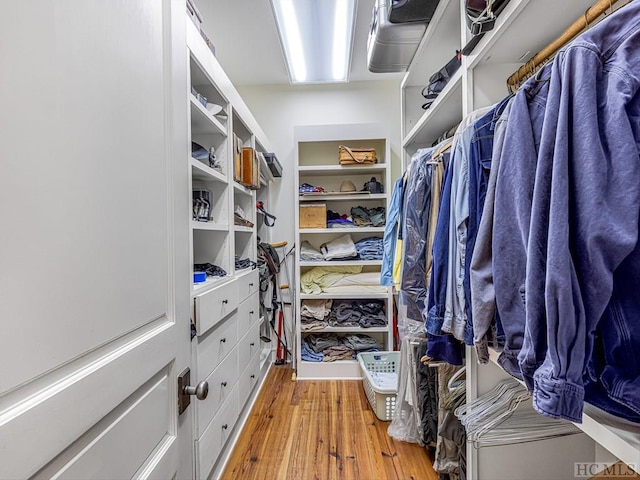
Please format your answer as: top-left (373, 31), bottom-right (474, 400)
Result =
top-left (323, 344), bottom-right (355, 362)
top-left (327, 210), bottom-right (355, 228)
top-left (327, 300), bottom-right (387, 328)
top-left (235, 257), bottom-right (256, 270)
top-left (194, 263), bottom-right (227, 277)
top-left (354, 236), bottom-right (384, 260)
top-left (301, 339), bottom-right (324, 362)
top-left (301, 333), bottom-right (381, 363)
top-left (320, 234), bottom-right (358, 260)
top-left (300, 319), bottom-right (328, 332)
top-left (305, 333), bottom-right (342, 353)
top-left (300, 299), bottom-right (332, 332)
top-left (343, 333), bottom-right (380, 351)
top-left (301, 299), bottom-right (333, 319)
top-left (351, 206), bottom-right (386, 227)
top-left (328, 301), bottom-right (362, 327)
top-left (300, 241), bottom-right (324, 261)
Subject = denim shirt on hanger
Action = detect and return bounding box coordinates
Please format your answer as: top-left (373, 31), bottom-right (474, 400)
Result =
top-left (425, 149), bottom-right (463, 365)
top-left (462, 95), bottom-right (513, 346)
top-left (381, 176), bottom-right (405, 286)
top-left (471, 96), bottom-right (514, 363)
top-left (491, 63), bottom-right (551, 381)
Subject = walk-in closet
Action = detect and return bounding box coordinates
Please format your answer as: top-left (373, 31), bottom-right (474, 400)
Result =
top-left (1, 1), bottom-right (639, 479)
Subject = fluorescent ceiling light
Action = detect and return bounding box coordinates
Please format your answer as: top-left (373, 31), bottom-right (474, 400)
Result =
top-left (270, 0), bottom-right (357, 84)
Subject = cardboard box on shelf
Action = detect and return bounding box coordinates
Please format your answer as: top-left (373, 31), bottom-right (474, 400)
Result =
top-left (299, 203), bottom-right (326, 229)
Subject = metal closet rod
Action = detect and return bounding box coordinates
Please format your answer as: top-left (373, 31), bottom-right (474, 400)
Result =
top-left (506, 0), bottom-right (626, 92)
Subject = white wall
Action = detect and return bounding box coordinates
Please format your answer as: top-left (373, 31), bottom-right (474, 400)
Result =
top-left (238, 80), bottom-right (402, 248)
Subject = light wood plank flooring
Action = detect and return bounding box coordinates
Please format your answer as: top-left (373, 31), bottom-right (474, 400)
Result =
top-left (221, 366), bottom-right (437, 480)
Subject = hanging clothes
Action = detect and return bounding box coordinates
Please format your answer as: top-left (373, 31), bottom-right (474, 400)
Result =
top-left (399, 147), bottom-right (434, 324)
top-left (381, 176), bottom-right (405, 286)
top-left (470, 97), bottom-right (513, 364)
top-left (517, 3), bottom-right (640, 424)
top-left (471, 2), bottom-right (640, 424)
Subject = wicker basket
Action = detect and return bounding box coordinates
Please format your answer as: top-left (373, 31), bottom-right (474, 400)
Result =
top-left (338, 145), bottom-right (377, 165)
top-left (357, 351), bottom-right (399, 421)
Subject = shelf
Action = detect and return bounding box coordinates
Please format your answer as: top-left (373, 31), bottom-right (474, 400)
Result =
top-left (299, 260), bottom-right (382, 267)
top-left (467, 0), bottom-right (596, 68)
top-left (190, 157), bottom-right (227, 183)
top-left (258, 152), bottom-right (275, 183)
top-left (487, 347), bottom-right (640, 473)
top-left (299, 292), bottom-right (389, 300)
top-left (300, 227), bottom-right (385, 234)
top-left (298, 193), bottom-right (386, 202)
top-left (402, 0), bottom-right (461, 88)
top-left (189, 94), bottom-right (227, 136)
top-left (298, 165), bottom-right (387, 177)
top-left (234, 226), bottom-right (254, 233)
top-left (191, 220), bottom-right (229, 231)
top-left (295, 123), bottom-right (393, 381)
top-left (233, 182), bottom-right (253, 196)
top-left (402, 68), bottom-right (463, 149)
top-left (300, 326), bottom-right (389, 333)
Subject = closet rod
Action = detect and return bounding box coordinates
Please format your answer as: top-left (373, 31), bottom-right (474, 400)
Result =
top-left (506, 0), bottom-right (624, 92)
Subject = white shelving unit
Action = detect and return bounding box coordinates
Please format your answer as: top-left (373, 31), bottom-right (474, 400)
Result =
top-left (185, 15), bottom-right (280, 480)
top-left (294, 123), bottom-right (393, 380)
top-left (401, 0), bottom-right (640, 478)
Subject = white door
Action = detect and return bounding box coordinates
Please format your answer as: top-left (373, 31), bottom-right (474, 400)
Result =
top-left (0, 1), bottom-right (193, 479)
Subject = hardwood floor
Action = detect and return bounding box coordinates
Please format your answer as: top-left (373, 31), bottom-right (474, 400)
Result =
top-left (221, 366), bottom-right (438, 480)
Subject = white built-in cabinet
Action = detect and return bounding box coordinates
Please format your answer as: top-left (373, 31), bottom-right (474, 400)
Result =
top-left (401, 1), bottom-right (640, 478)
top-left (185, 16), bottom-right (278, 480)
top-left (294, 123), bottom-right (393, 380)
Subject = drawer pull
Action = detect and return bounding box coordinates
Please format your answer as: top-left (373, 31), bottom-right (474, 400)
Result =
top-left (222, 424), bottom-right (228, 430)
top-left (249, 283), bottom-right (254, 287)
top-left (222, 299), bottom-right (228, 305)
top-left (250, 374), bottom-right (256, 379)
top-left (221, 381), bottom-right (227, 387)
top-left (249, 310), bottom-right (255, 315)
top-left (220, 338), bottom-right (226, 343)
top-left (250, 342), bottom-right (255, 347)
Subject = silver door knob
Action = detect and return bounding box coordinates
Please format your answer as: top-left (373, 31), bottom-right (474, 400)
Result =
top-left (183, 381), bottom-right (209, 400)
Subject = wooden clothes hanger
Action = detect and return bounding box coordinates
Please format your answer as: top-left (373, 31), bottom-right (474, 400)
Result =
top-left (506, 0), bottom-right (627, 92)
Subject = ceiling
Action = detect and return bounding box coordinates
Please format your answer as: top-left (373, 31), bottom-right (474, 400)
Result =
top-left (194, 0), bottom-right (405, 86)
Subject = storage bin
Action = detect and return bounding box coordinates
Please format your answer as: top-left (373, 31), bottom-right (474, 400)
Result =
top-left (357, 351), bottom-right (399, 421)
top-left (299, 203), bottom-right (326, 228)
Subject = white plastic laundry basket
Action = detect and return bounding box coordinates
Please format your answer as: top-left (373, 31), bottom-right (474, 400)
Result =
top-left (357, 351), bottom-right (400, 421)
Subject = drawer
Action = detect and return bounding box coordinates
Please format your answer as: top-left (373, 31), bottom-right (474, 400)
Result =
top-left (196, 347), bottom-right (239, 436)
top-left (236, 270), bottom-right (259, 303)
top-left (197, 311), bottom-right (238, 381)
top-left (237, 291), bottom-right (259, 337)
top-left (238, 350), bottom-right (260, 407)
top-left (238, 321), bottom-right (260, 367)
top-left (195, 278), bottom-right (239, 335)
top-left (196, 384), bottom-right (239, 480)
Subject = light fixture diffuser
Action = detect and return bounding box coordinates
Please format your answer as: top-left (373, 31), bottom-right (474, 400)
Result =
top-left (270, 0), bottom-right (357, 84)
